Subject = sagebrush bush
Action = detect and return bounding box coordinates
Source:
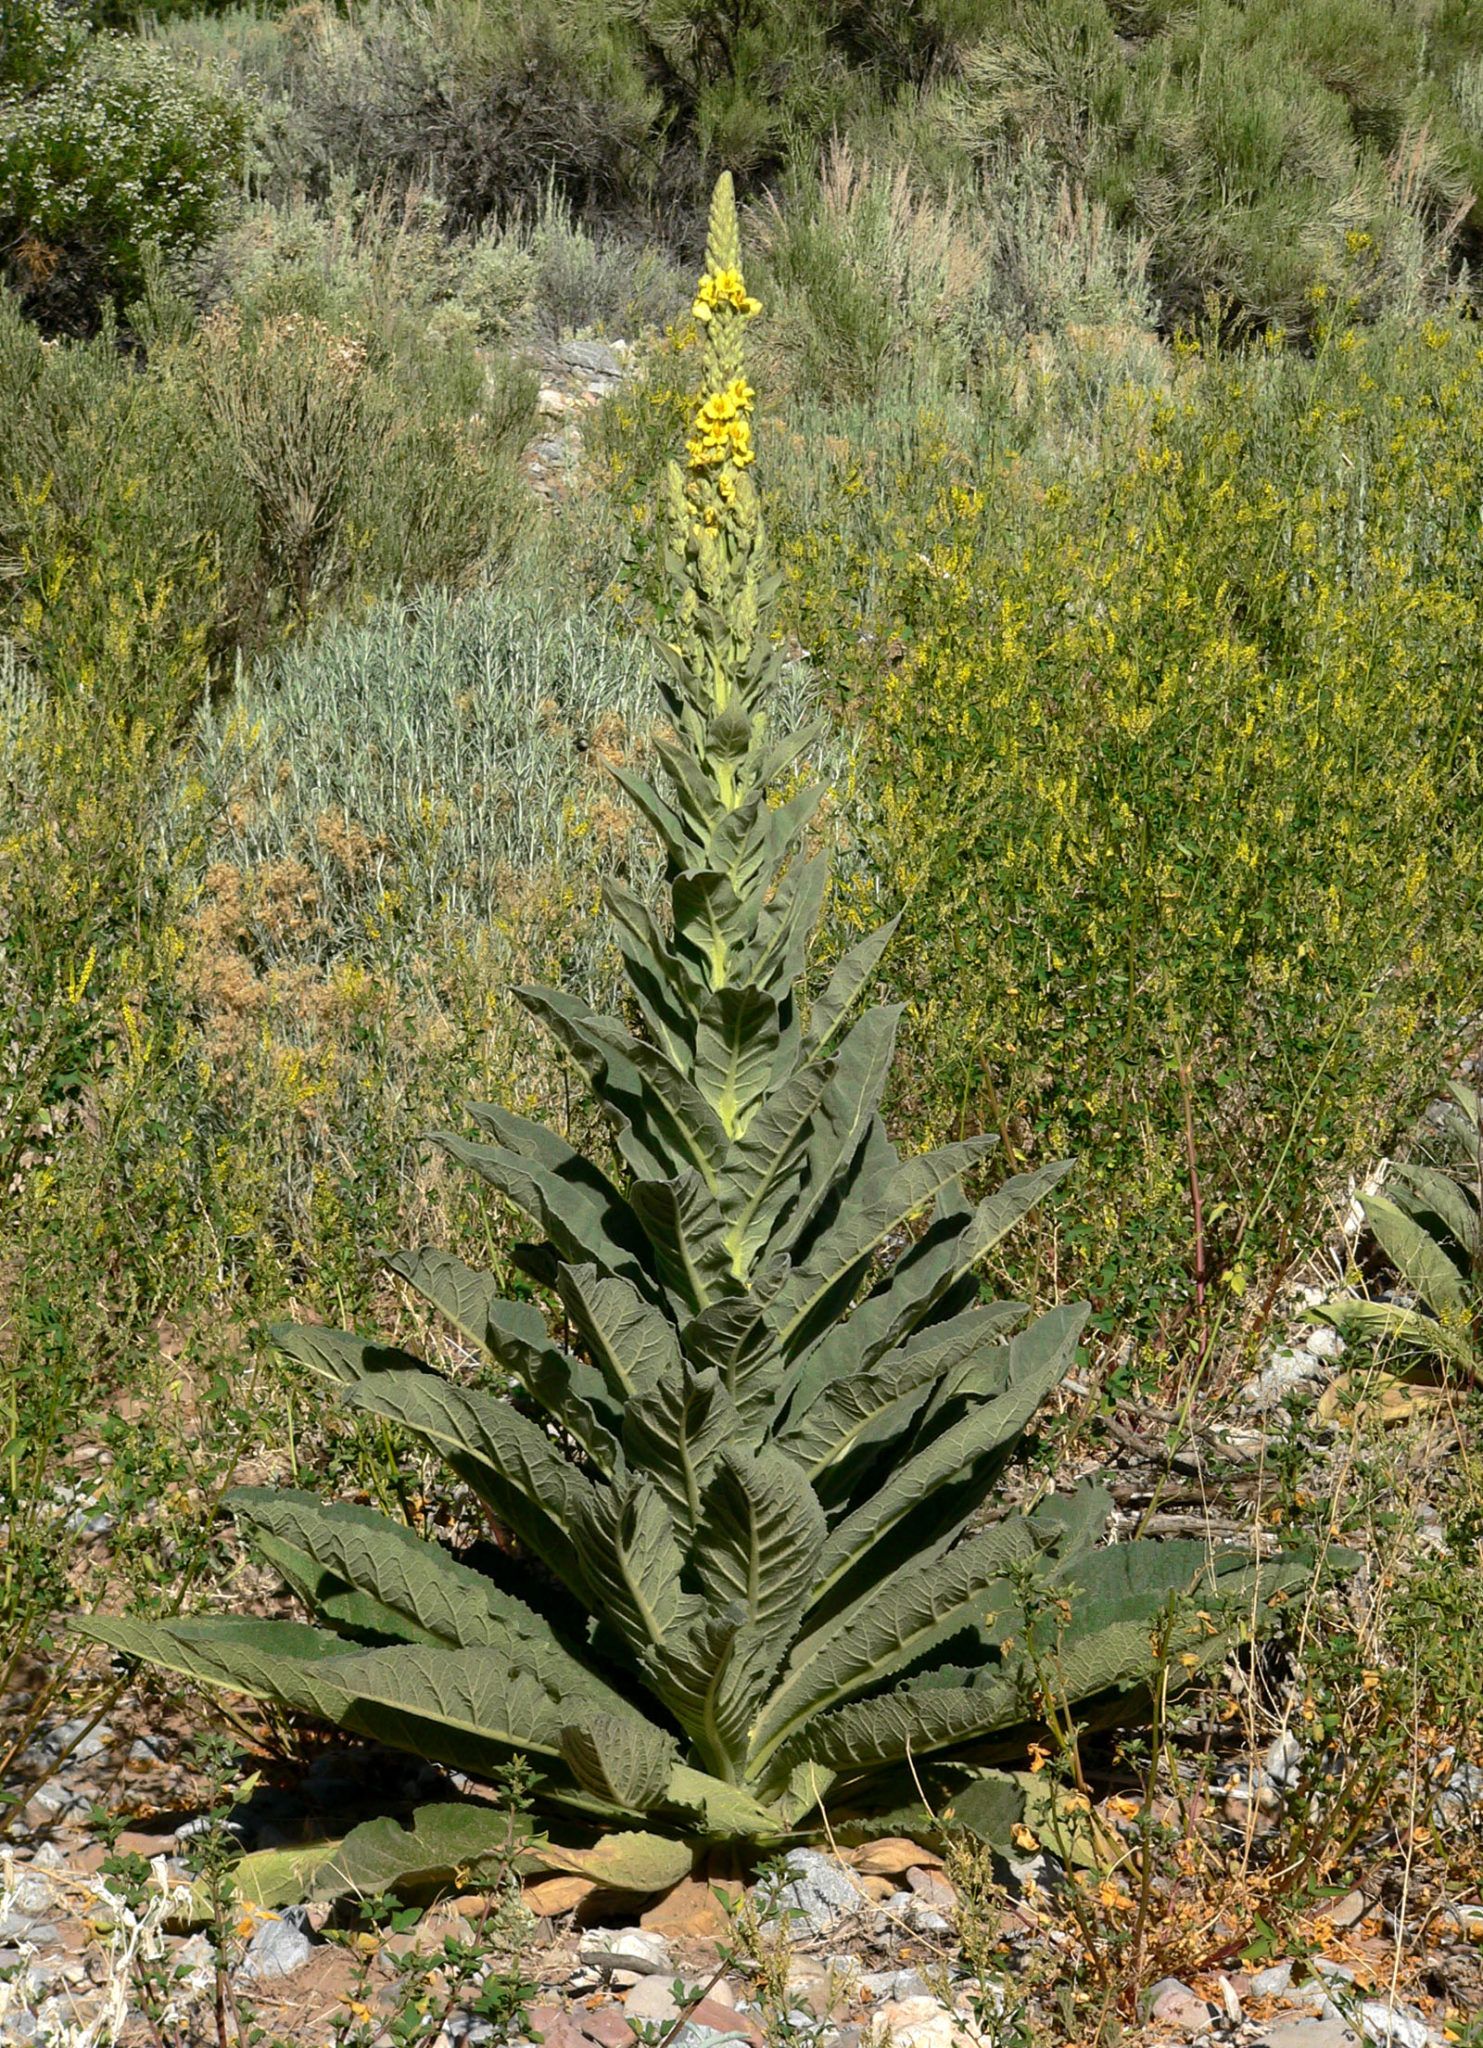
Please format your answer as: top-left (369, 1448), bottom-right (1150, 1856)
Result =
top-left (780, 315), bottom-right (1483, 1344)
top-left (753, 142), bottom-right (1156, 402)
top-left (938, 0), bottom-right (1479, 332)
top-left (0, 5), bottom-right (248, 331)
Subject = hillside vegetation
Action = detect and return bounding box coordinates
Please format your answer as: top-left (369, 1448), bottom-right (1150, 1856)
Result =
top-left (2, 1), bottom-right (1482, 2028)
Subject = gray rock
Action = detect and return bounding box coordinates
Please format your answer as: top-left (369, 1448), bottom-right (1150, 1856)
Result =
top-left (1355, 2005), bottom-right (1429, 2048)
top-left (447, 2019), bottom-right (497, 2045)
top-left (23, 1717), bottom-right (111, 1767)
top-left (28, 1846), bottom-right (67, 1874)
top-left (1, 2015), bottom-right (40, 2044)
top-left (1255, 2022), bottom-right (1361, 2048)
top-left (859, 1971), bottom-right (930, 2002)
top-left (578, 1927), bottom-right (671, 1978)
top-left (1241, 1348), bottom-right (1324, 1412)
top-left (623, 1975), bottom-right (681, 2024)
top-left (1252, 1962), bottom-right (1295, 2000)
top-left (128, 1736), bottom-right (169, 1764)
top-left (238, 1911), bottom-right (313, 1981)
top-left (23, 1781), bottom-right (90, 1821)
top-left (557, 339), bottom-right (624, 382)
top-left (773, 1849), bottom-right (866, 1935)
top-left (1302, 1325), bottom-right (1346, 1360)
top-left (671, 2028), bottom-right (750, 2048)
top-left (1264, 1733), bottom-right (1304, 1790)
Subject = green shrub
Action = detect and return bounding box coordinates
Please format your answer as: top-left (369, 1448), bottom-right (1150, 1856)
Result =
top-left (0, 257), bottom-right (535, 659)
top-left (753, 142), bottom-right (1155, 403)
top-left (0, 7), bottom-right (248, 331)
top-left (940, 0), bottom-right (1479, 332)
top-left (781, 316), bottom-right (1483, 1344)
top-left (236, 0), bottom-right (664, 225)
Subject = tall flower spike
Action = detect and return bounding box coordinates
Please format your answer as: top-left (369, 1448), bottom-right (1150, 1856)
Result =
top-left (83, 169), bottom-right (1311, 1885)
top-left (617, 174), bottom-right (830, 1038)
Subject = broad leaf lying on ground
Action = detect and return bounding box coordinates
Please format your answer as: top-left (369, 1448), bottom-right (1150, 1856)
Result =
top-left (1314, 1077), bottom-right (1483, 1376)
top-left (82, 176), bottom-right (1320, 1902)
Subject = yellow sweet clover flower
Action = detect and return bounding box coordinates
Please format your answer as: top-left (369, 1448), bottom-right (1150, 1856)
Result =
top-left (692, 267), bottom-right (761, 323)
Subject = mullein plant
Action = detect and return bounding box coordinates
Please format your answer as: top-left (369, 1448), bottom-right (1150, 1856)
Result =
top-left (85, 179), bottom-right (1312, 1902)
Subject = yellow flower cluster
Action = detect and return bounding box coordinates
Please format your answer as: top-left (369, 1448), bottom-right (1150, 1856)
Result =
top-left (691, 267), bottom-right (761, 323)
top-left (685, 376), bottom-right (756, 473)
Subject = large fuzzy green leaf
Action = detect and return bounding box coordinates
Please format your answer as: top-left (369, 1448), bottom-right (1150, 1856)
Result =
top-left (751, 1515), bottom-right (1048, 1769)
top-left (272, 1324), bottom-right (432, 1388)
top-left (692, 1446), bottom-right (826, 1656)
top-left (603, 877), bottom-right (698, 1066)
top-left (773, 1137), bottom-right (999, 1359)
top-left (694, 985), bottom-right (781, 1138)
top-left (805, 1304), bottom-right (1088, 1616)
top-left (716, 1059), bottom-right (835, 1274)
top-left (807, 917), bottom-right (901, 1051)
top-left (384, 1250), bottom-right (621, 1465)
top-left (1359, 1191), bottom-right (1470, 1316)
top-left (518, 986), bottom-right (731, 1191)
top-left (228, 1489), bottom-right (551, 1649)
top-left (621, 1366), bottom-right (738, 1539)
top-left (801, 1543), bottom-right (1317, 1778)
top-left (555, 1263), bottom-right (679, 1405)
top-left (573, 1477), bottom-right (698, 1661)
top-left (234, 1815), bottom-right (691, 1911)
top-left (431, 1127), bottom-right (653, 1296)
top-left (780, 1300), bottom-right (1027, 1487)
top-left (629, 1173), bottom-right (743, 1309)
top-left (337, 1372), bottom-right (597, 1598)
top-left (781, 1159), bottom-right (1072, 1430)
top-left (78, 1617), bottom-right (601, 1782)
top-left (1385, 1166), bottom-right (1480, 1260)
top-left (560, 1716), bottom-right (680, 1811)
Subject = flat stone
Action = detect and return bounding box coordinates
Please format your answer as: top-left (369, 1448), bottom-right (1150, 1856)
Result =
top-left (683, 1999), bottom-right (760, 2044)
top-left (558, 340), bottom-right (623, 381)
top-left (865, 1996), bottom-right (978, 2048)
top-left (1255, 2023), bottom-right (1361, 2048)
top-left (579, 1927), bottom-right (671, 1980)
top-left (1150, 1979), bottom-right (1211, 2033)
top-left (582, 2010), bottom-right (638, 2048)
top-left (1328, 1889), bottom-right (1368, 1930)
top-left (527, 2017), bottom-right (594, 2048)
top-left (1252, 1962), bottom-right (1295, 1999)
top-left (905, 1867), bottom-right (956, 1908)
top-left (623, 1977), bottom-right (680, 2025)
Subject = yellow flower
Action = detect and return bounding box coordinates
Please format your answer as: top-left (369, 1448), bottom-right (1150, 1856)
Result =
top-left (692, 267), bottom-right (762, 322)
